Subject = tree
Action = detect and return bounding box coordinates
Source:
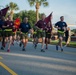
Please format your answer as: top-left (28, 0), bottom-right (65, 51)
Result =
top-left (28, 0), bottom-right (49, 21)
top-left (6, 2), bottom-right (19, 20)
top-left (13, 10), bottom-right (42, 27)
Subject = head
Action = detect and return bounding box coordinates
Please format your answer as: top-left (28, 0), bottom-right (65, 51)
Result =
top-left (67, 27), bottom-right (70, 31)
top-left (8, 15), bottom-right (12, 21)
top-left (60, 16), bottom-right (64, 22)
top-left (23, 17), bottom-right (28, 23)
top-left (41, 14), bottom-right (46, 21)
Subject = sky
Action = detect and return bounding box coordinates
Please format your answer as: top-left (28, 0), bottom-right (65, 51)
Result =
top-left (0, 0), bottom-right (76, 28)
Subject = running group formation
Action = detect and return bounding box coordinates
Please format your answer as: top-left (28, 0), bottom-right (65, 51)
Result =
top-left (0, 14), bottom-right (70, 52)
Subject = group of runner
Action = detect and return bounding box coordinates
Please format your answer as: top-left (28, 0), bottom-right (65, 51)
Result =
top-left (0, 14), bottom-right (70, 52)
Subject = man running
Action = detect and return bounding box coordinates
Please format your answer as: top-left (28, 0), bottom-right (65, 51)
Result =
top-left (35, 14), bottom-right (46, 52)
top-left (45, 22), bottom-right (52, 50)
top-left (55, 16), bottom-right (67, 51)
top-left (3, 15), bottom-right (14, 52)
top-left (64, 27), bottom-right (71, 47)
top-left (19, 17), bottom-right (31, 51)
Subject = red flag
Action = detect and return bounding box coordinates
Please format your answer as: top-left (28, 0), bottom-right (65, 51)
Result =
top-left (14, 18), bottom-right (21, 29)
top-left (45, 12), bottom-right (53, 24)
top-left (0, 7), bottom-right (9, 16)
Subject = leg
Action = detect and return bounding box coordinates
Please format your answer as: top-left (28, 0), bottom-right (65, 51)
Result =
top-left (7, 36), bottom-right (13, 52)
top-left (24, 38), bottom-right (28, 48)
top-left (22, 34), bottom-right (28, 51)
top-left (41, 37), bottom-right (45, 52)
top-left (45, 38), bottom-right (48, 49)
top-left (59, 36), bottom-right (63, 51)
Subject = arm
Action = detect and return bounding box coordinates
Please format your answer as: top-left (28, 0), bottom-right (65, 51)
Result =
top-left (35, 21), bottom-right (41, 29)
top-left (55, 22), bottom-right (58, 29)
top-left (55, 22), bottom-right (61, 30)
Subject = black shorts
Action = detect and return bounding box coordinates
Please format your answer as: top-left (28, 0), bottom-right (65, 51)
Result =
top-left (46, 32), bottom-right (51, 39)
top-left (0, 30), bottom-right (4, 37)
top-left (4, 31), bottom-right (13, 37)
top-left (4, 29), bottom-right (13, 37)
top-left (58, 32), bottom-right (64, 38)
top-left (0, 31), bottom-right (2, 37)
top-left (37, 31), bottom-right (46, 38)
top-left (65, 36), bottom-right (69, 42)
top-left (20, 32), bottom-right (28, 39)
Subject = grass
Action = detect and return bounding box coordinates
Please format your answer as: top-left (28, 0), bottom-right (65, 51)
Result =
top-left (29, 38), bottom-right (76, 48)
top-left (51, 40), bottom-right (76, 47)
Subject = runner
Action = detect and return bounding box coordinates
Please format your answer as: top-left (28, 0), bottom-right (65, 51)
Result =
top-left (55, 16), bottom-right (67, 51)
top-left (35, 14), bottom-right (46, 52)
top-left (64, 27), bottom-right (71, 47)
top-left (3, 15), bottom-right (14, 52)
top-left (19, 17), bottom-right (31, 51)
top-left (45, 21), bottom-right (52, 50)
top-left (0, 16), bottom-right (5, 50)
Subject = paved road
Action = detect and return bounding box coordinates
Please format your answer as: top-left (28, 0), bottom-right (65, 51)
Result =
top-left (0, 42), bottom-right (76, 75)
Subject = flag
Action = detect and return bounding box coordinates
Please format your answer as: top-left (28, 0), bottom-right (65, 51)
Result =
top-left (14, 18), bottom-right (21, 29)
top-left (45, 12), bottom-right (53, 24)
top-left (0, 7), bottom-right (9, 16)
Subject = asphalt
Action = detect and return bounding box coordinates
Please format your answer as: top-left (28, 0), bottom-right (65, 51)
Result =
top-left (0, 42), bottom-right (76, 75)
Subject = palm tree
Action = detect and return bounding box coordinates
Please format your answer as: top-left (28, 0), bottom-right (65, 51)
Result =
top-left (6, 2), bottom-right (19, 20)
top-left (28, 0), bottom-right (49, 21)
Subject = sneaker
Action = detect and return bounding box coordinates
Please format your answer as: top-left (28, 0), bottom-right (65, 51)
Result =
top-left (45, 46), bottom-right (48, 50)
top-left (61, 48), bottom-right (63, 52)
top-left (7, 49), bottom-right (10, 52)
top-left (41, 49), bottom-right (45, 52)
top-left (22, 48), bottom-right (25, 51)
top-left (56, 45), bottom-right (58, 51)
top-left (34, 44), bottom-right (37, 49)
top-left (1, 47), bottom-right (4, 50)
top-left (19, 42), bottom-right (22, 47)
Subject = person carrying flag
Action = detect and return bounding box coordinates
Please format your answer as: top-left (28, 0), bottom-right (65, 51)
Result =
top-left (3, 15), bottom-right (14, 52)
top-left (45, 12), bottom-right (53, 50)
top-left (12, 18), bottom-right (21, 45)
top-left (55, 16), bottom-right (67, 51)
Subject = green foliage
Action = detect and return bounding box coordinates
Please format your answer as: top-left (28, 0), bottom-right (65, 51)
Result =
top-left (28, 0), bottom-right (49, 7)
top-left (51, 40), bottom-right (76, 47)
top-left (13, 10), bottom-right (42, 27)
top-left (71, 29), bottom-right (76, 34)
top-left (6, 2), bottom-right (19, 11)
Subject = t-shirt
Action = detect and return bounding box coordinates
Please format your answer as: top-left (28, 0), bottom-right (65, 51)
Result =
top-left (4, 20), bottom-right (14, 29)
top-left (55, 21), bottom-right (67, 31)
top-left (45, 26), bottom-right (52, 33)
top-left (20, 22), bottom-right (31, 33)
top-left (35, 20), bottom-right (46, 30)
